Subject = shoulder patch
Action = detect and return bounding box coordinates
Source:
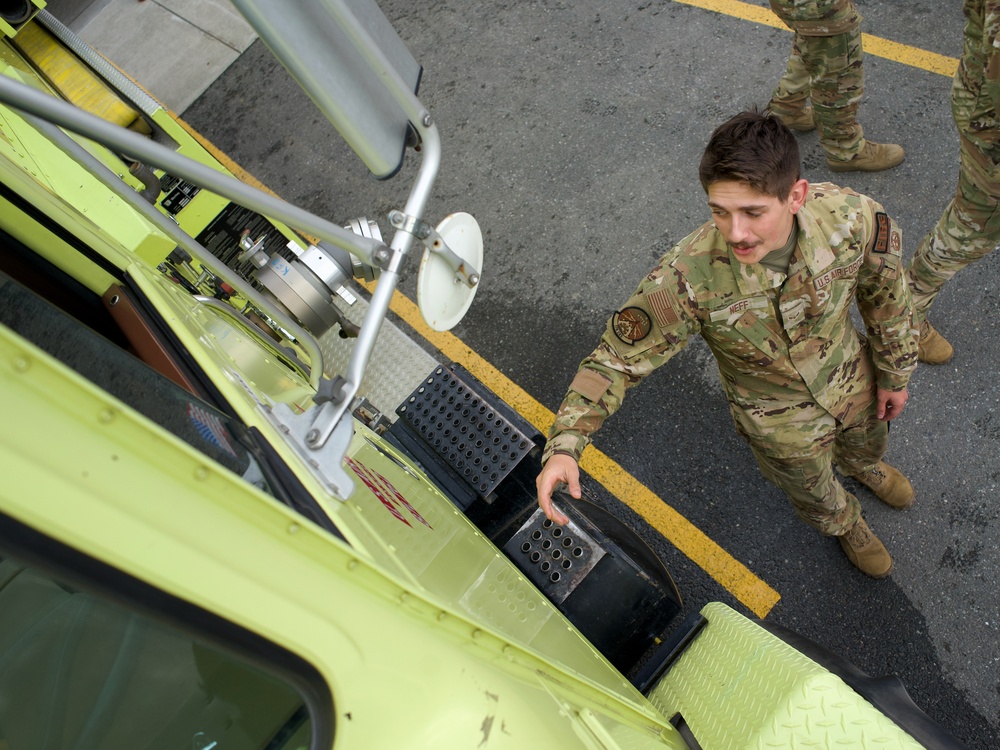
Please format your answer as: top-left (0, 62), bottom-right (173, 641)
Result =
top-left (870, 212), bottom-right (897, 254)
top-left (890, 224), bottom-right (902, 256)
top-left (612, 307), bottom-right (652, 345)
top-left (646, 287), bottom-right (680, 328)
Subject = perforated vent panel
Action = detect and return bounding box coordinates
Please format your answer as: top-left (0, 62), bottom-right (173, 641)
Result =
top-left (502, 509), bottom-right (605, 604)
top-left (395, 366), bottom-right (535, 498)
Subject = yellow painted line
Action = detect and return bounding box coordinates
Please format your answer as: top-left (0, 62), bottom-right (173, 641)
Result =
top-left (676, 0), bottom-right (782, 28)
top-left (674, 0), bottom-right (959, 78)
top-left (863, 35), bottom-right (958, 78)
top-left (377, 286), bottom-right (781, 618)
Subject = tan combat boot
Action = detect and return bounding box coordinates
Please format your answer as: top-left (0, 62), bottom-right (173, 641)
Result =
top-left (838, 518), bottom-right (893, 578)
top-left (772, 107), bottom-right (815, 132)
top-left (827, 140), bottom-right (905, 172)
top-left (852, 461), bottom-right (915, 509)
top-left (918, 319), bottom-right (954, 365)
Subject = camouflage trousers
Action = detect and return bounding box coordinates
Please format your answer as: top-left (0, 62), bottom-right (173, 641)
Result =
top-left (768, 26), bottom-right (866, 161)
top-left (907, 133), bottom-right (1000, 322)
top-left (736, 395), bottom-right (887, 536)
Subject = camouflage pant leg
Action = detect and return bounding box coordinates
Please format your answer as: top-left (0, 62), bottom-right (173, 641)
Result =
top-left (768, 28), bottom-right (865, 159)
top-left (769, 34), bottom-right (811, 115)
top-left (907, 136), bottom-right (1000, 321)
top-left (748, 438), bottom-right (862, 536)
top-left (797, 27), bottom-right (865, 160)
top-left (741, 397), bottom-right (884, 536)
top-left (830, 396), bottom-right (888, 477)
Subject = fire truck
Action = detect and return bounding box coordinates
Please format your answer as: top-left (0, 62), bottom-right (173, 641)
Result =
top-left (0, 1), bottom-right (964, 747)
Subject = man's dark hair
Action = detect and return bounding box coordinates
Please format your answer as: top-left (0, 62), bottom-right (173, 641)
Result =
top-left (698, 109), bottom-right (801, 199)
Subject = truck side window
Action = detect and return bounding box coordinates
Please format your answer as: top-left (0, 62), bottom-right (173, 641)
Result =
top-left (0, 553), bottom-right (313, 750)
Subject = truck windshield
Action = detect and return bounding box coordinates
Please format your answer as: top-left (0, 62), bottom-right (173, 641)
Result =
top-left (0, 551), bottom-right (313, 750)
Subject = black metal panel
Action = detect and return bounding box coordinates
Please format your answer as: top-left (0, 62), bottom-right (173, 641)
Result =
top-left (388, 363), bottom-right (682, 677)
top-left (393, 364), bottom-right (540, 502)
top-left (632, 613), bottom-right (708, 695)
top-left (513, 493), bottom-right (682, 674)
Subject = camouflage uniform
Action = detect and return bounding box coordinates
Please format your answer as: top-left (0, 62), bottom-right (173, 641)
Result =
top-left (768, 0), bottom-right (866, 161)
top-left (544, 184), bottom-right (918, 535)
top-left (907, 0), bottom-right (1000, 321)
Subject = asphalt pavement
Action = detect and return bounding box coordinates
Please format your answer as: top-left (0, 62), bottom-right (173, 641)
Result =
top-left (182, 0), bottom-right (999, 745)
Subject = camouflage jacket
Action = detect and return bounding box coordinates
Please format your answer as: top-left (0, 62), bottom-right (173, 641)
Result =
top-left (768, 0), bottom-right (861, 36)
top-left (543, 183), bottom-right (918, 464)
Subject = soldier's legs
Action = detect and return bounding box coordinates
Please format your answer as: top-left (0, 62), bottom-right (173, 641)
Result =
top-left (737, 398), bottom-right (894, 575)
top-left (749, 439), bottom-right (862, 537)
top-left (799, 27), bottom-right (865, 161)
top-left (744, 392), bottom-right (888, 533)
top-left (907, 136), bottom-right (1000, 323)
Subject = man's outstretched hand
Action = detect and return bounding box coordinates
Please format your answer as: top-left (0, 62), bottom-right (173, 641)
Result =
top-left (535, 453), bottom-right (580, 526)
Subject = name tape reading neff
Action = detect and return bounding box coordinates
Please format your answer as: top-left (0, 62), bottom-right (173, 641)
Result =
top-left (709, 297), bottom-right (768, 321)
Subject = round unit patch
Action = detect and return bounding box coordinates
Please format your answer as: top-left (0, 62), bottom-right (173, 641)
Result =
top-left (612, 307), bottom-right (652, 345)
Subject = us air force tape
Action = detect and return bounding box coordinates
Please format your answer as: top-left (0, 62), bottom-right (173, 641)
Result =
top-left (612, 307), bottom-right (652, 345)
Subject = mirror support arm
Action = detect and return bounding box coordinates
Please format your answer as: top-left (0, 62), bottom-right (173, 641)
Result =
top-left (303, 124), bottom-right (442, 452)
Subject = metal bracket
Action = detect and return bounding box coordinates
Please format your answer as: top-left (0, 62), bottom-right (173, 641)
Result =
top-left (388, 210), bottom-right (480, 288)
top-left (238, 229), bottom-right (268, 267)
top-left (262, 401), bottom-right (355, 500)
top-left (302, 375), bottom-right (355, 454)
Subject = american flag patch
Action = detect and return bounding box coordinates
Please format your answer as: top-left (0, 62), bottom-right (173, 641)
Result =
top-left (646, 287), bottom-right (679, 327)
top-left (187, 403), bottom-right (237, 457)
